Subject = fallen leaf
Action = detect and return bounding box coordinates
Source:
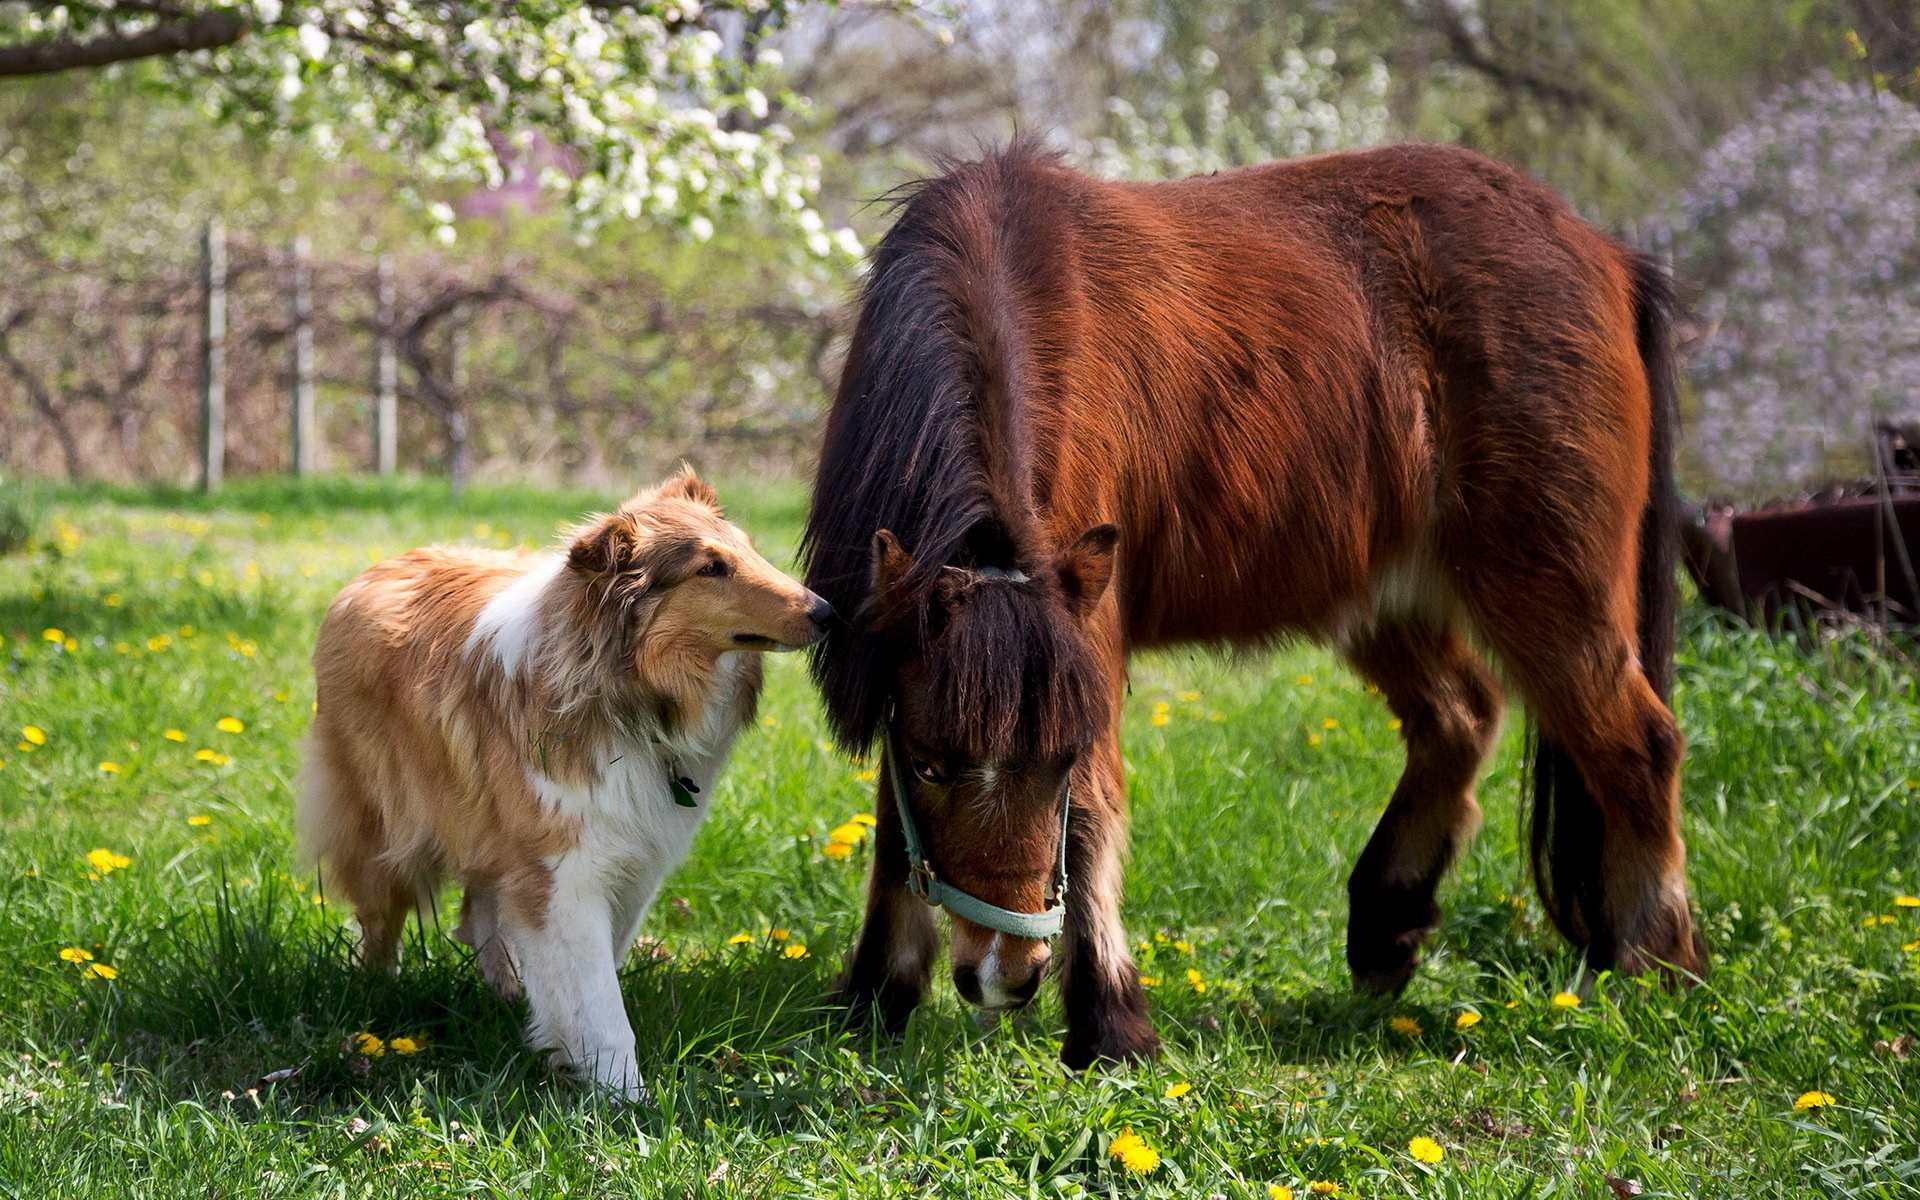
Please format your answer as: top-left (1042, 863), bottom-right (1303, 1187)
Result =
top-left (1606, 1175), bottom-right (1644, 1198)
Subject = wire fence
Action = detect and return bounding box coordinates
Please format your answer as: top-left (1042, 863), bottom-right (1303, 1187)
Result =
top-left (0, 225), bottom-right (845, 490)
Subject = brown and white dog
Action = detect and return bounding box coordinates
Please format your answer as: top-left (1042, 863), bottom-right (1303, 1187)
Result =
top-left (298, 470), bottom-right (829, 1098)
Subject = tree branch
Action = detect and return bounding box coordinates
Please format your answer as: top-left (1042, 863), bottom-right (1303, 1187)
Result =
top-left (0, 10), bottom-right (248, 77)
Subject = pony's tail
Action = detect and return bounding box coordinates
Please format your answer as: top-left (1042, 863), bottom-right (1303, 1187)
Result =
top-left (1528, 251), bottom-right (1679, 952)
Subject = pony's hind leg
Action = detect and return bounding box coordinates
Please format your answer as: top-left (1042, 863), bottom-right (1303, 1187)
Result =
top-left (1342, 619), bottom-right (1505, 994)
top-left (1451, 526), bottom-right (1702, 981)
top-left (1502, 640), bottom-right (1699, 981)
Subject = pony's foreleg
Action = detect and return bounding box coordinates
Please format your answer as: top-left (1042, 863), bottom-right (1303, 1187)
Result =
top-left (1058, 737), bottom-right (1158, 1069)
top-left (834, 772), bottom-right (938, 1033)
top-left (1342, 621), bottom-right (1504, 995)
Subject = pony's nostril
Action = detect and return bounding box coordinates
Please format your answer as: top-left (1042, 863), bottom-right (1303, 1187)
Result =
top-left (807, 594), bottom-right (834, 626)
top-left (952, 965), bottom-right (984, 1007)
top-left (1006, 969), bottom-right (1043, 1007)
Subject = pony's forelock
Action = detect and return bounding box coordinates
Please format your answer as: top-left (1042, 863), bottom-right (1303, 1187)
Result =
top-left (919, 580), bottom-right (1106, 762)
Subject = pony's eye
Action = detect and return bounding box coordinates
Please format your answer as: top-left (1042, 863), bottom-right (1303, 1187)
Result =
top-left (910, 757), bottom-right (952, 786)
top-left (697, 559), bottom-right (728, 578)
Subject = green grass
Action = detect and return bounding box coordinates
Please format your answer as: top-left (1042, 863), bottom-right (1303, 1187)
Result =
top-left (1, 475), bottom-right (1917, 1198)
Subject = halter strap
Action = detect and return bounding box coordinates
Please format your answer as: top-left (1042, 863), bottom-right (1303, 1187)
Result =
top-left (882, 722), bottom-right (1071, 940)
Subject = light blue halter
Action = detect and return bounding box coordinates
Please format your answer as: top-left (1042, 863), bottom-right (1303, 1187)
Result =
top-left (882, 726), bottom-right (1072, 939)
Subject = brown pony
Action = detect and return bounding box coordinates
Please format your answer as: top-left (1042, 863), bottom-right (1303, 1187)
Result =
top-left (802, 139), bottom-right (1701, 1068)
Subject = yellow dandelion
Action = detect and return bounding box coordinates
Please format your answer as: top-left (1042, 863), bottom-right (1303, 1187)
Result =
top-left (828, 822), bottom-right (868, 845)
top-left (1904, 941), bottom-right (1920, 952)
top-left (1322, 718), bottom-right (1339, 730)
top-left (1208, 711), bottom-right (1224, 721)
top-left (1551, 992), bottom-right (1581, 1008)
top-left (1390, 1015), bottom-right (1423, 1036)
top-left (147, 635), bottom-right (170, 652)
top-left (1307, 733), bottom-right (1322, 746)
top-left (83, 963), bottom-right (118, 980)
top-left (821, 842), bottom-right (853, 860)
top-left (1295, 674), bottom-right (1313, 686)
top-left (1107, 1128), bottom-right (1159, 1174)
top-left (59, 947), bottom-right (94, 963)
top-left (851, 813), bottom-right (877, 827)
top-left (273, 690), bottom-right (290, 703)
top-left (22, 726), bottom-right (46, 746)
top-left (1454, 1011), bottom-right (1482, 1030)
top-left (766, 928), bottom-right (789, 941)
top-left (1309, 1183), bottom-right (1342, 1196)
top-left (727, 933), bottom-right (754, 945)
top-left (1151, 713), bottom-right (1170, 726)
top-left (1178, 690), bottom-right (1200, 702)
top-left (783, 944), bottom-right (809, 960)
top-left (187, 815), bottom-right (211, 827)
top-left (1408, 1136), bottom-right (1444, 1164)
top-left (85, 848), bottom-right (131, 873)
top-left (1152, 701), bottom-right (1170, 713)
top-left (97, 762), bottom-right (121, 774)
top-left (388, 1037), bottom-right (421, 1055)
top-left (63, 638), bottom-right (77, 652)
top-left (855, 768), bottom-right (878, 783)
top-left (1173, 940), bottom-right (1192, 953)
top-left (216, 717), bottom-right (245, 734)
top-left (1896, 895), bottom-right (1920, 908)
top-left (42, 628), bottom-right (63, 642)
top-left (163, 729), bottom-right (186, 742)
top-left (1139, 975), bottom-right (1161, 988)
top-left (1270, 1188), bottom-right (1295, 1200)
top-left (1388, 718), bottom-right (1403, 731)
top-left (352, 1032), bottom-right (385, 1057)
top-left (1164, 1081), bottom-right (1192, 1098)
top-left (1185, 967), bottom-right (1206, 993)
top-left (1793, 1090), bottom-right (1835, 1112)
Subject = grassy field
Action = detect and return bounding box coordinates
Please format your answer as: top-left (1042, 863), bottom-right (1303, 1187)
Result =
top-left (1, 475), bottom-right (1917, 1199)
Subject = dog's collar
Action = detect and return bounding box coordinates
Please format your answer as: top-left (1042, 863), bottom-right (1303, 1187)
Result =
top-left (881, 719), bottom-right (1070, 940)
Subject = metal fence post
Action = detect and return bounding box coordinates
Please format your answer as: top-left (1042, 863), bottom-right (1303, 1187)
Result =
top-left (199, 218), bottom-right (226, 492)
top-left (374, 253), bottom-right (397, 475)
top-left (290, 234), bottom-right (316, 476)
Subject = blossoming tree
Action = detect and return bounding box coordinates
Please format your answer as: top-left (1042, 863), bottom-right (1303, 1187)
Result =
top-left (1674, 77), bottom-right (1920, 495)
top-left (0, 0), bottom-right (834, 240)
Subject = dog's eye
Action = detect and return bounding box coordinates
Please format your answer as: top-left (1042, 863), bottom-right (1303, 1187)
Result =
top-left (910, 757), bottom-right (952, 786)
top-left (697, 559), bottom-right (728, 578)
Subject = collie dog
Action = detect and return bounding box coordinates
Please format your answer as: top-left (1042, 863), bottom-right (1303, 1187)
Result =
top-left (298, 470), bottom-right (829, 1098)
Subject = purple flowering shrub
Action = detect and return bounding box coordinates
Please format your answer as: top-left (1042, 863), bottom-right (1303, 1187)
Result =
top-left (1674, 76), bottom-right (1920, 496)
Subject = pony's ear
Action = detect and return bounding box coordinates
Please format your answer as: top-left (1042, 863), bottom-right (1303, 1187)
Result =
top-left (567, 514), bottom-right (641, 575)
top-left (1056, 524), bottom-right (1119, 620)
top-left (867, 529), bottom-right (917, 631)
top-left (653, 464), bottom-right (719, 509)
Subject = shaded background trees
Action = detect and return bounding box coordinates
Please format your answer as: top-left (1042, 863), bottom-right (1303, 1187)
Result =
top-left (1, 0), bottom-right (1912, 497)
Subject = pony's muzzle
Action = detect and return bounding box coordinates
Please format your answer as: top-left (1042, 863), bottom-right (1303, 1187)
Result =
top-left (951, 930), bottom-right (1051, 1011)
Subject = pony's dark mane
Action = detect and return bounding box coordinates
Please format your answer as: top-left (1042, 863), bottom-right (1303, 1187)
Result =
top-left (802, 138), bottom-right (1085, 752)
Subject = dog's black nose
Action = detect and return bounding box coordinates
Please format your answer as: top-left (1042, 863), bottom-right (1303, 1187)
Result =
top-left (807, 594), bottom-right (834, 627)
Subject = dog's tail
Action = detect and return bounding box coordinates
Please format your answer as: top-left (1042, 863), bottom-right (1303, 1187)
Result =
top-left (1527, 251), bottom-right (1679, 955)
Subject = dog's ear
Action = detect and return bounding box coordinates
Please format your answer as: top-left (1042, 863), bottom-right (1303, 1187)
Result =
top-left (567, 514), bottom-right (640, 575)
top-left (866, 529), bottom-right (917, 631)
top-left (653, 464), bottom-right (718, 509)
top-left (1055, 524), bottom-right (1119, 620)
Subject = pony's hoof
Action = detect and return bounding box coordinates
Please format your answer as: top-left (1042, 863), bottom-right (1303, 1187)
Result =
top-left (1346, 925), bottom-right (1428, 996)
top-left (833, 977), bottom-right (922, 1036)
top-left (1060, 1020), bottom-right (1159, 1071)
top-left (1603, 915), bottom-right (1708, 987)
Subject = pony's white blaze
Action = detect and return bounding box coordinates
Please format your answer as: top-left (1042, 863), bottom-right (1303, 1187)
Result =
top-left (467, 553), bottom-right (567, 675)
top-left (300, 470), bottom-right (826, 1102)
top-left (976, 932), bottom-right (1012, 1009)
